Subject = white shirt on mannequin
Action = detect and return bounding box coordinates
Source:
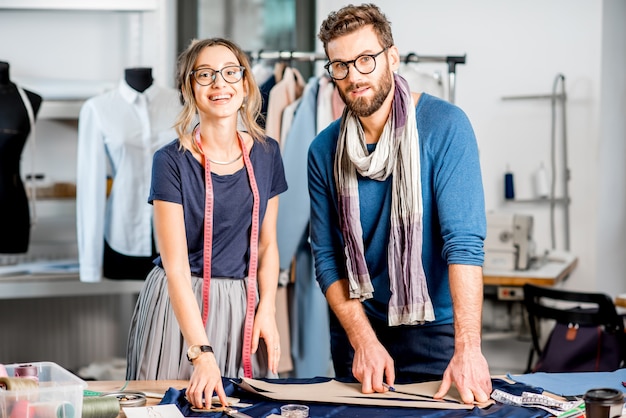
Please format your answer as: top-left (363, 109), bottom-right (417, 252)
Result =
top-left (77, 80), bottom-right (181, 282)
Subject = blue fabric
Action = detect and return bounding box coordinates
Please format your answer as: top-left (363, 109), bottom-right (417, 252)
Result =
top-left (159, 377), bottom-right (550, 417)
top-left (258, 75), bottom-right (276, 129)
top-left (308, 93), bottom-right (486, 325)
top-left (508, 369), bottom-right (626, 397)
top-left (149, 137), bottom-right (287, 278)
top-left (276, 77), bottom-right (319, 271)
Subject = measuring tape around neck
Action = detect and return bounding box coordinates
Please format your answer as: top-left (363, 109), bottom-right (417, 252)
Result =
top-left (194, 128), bottom-right (259, 378)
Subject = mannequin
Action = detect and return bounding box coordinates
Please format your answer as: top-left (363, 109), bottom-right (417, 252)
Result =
top-left (77, 67), bottom-right (181, 282)
top-left (101, 67), bottom-right (157, 279)
top-left (0, 61), bottom-right (42, 253)
top-left (125, 67), bottom-right (153, 93)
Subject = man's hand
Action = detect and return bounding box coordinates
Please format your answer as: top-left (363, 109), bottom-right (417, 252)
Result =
top-left (352, 339), bottom-right (395, 394)
top-left (434, 347), bottom-right (492, 404)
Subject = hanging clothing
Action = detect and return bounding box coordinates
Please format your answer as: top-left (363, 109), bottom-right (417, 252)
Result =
top-left (398, 63), bottom-right (446, 100)
top-left (265, 67), bottom-right (305, 144)
top-left (76, 80), bottom-right (181, 282)
top-left (277, 77), bottom-right (332, 378)
top-left (317, 76), bottom-right (343, 134)
top-left (254, 62), bottom-right (275, 129)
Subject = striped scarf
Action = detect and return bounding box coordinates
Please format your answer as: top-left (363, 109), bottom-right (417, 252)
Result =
top-left (334, 73), bottom-right (435, 326)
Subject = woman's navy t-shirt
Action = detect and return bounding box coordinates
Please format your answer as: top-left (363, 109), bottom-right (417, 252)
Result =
top-left (149, 137), bottom-right (287, 279)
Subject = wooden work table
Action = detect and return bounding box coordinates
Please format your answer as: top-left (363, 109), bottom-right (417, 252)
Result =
top-left (483, 250), bottom-right (578, 287)
top-left (88, 380), bottom-right (187, 412)
top-left (615, 294), bottom-right (626, 308)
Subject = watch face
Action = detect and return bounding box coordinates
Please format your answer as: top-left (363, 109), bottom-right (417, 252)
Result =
top-left (187, 345), bottom-right (212, 362)
top-left (188, 345), bottom-right (201, 359)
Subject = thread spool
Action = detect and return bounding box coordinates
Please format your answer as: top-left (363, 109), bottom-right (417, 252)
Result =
top-left (82, 396), bottom-right (121, 418)
top-left (504, 171), bottom-right (515, 200)
top-left (0, 376), bottom-right (39, 391)
top-left (9, 400), bottom-right (30, 418)
top-left (28, 401), bottom-right (75, 418)
top-left (14, 364), bottom-right (39, 382)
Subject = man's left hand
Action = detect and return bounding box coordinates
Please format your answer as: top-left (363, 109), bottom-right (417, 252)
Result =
top-left (434, 348), bottom-right (492, 404)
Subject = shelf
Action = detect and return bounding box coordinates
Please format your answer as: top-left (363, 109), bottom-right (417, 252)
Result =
top-left (38, 100), bottom-right (85, 119)
top-left (505, 197), bottom-right (570, 205)
top-left (501, 93), bottom-right (566, 101)
top-left (26, 182), bottom-right (76, 199)
top-left (0, 276), bottom-right (144, 299)
top-left (0, 0), bottom-right (157, 11)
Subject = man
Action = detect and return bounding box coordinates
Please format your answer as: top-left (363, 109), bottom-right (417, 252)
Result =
top-left (307, 3), bottom-right (492, 404)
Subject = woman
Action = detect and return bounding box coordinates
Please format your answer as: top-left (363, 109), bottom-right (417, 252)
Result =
top-left (126, 38), bottom-right (287, 409)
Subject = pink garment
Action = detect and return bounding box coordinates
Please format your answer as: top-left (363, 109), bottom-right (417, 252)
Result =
top-left (331, 84), bottom-right (346, 120)
top-left (265, 67), bottom-right (305, 143)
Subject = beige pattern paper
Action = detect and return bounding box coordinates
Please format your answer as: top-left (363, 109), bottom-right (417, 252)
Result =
top-left (239, 378), bottom-right (493, 410)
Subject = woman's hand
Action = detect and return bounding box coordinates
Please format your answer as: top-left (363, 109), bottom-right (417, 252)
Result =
top-left (252, 305), bottom-right (281, 374)
top-left (186, 353), bottom-right (229, 408)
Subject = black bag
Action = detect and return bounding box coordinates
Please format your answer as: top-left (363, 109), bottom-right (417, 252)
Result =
top-left (532, 321), bottom-right (622, 373)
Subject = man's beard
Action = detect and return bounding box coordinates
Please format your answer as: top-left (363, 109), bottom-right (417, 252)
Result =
top-left (338, 71), bottom-right (393, 117)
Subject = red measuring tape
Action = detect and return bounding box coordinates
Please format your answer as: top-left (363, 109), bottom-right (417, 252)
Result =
top-left (195, 128), bottom-right (259, 378)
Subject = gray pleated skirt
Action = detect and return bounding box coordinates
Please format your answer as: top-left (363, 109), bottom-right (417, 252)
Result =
top-left (126, 266), bottom-right (275, 380)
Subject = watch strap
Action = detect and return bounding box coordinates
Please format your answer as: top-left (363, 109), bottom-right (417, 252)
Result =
top-left (187, 344), bottom-right (214, 362)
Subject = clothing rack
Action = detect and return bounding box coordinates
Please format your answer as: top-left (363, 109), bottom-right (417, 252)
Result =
top-left (247, 50), bottom-right (466, 103)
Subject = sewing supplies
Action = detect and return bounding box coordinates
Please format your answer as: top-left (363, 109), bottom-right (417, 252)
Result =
top-left (27, 401), bottom-right (75, 418)
top-left (280, 403), bottom-right (309, 417)
top-left (102, 391), bottom-right (147, 407)
top-left (14, 363), bottom-right (39, 381)
top-left (504, 167), bottom-right (515, 200)
top-left (0, 364), bottom-right (8, 378)
top-left (195, 129), bottom-right (260, 378)
top-left (0, 376), bottom-right (39, 391)
top-left (491, 389), bottom-right (583, 416)
top-left (189, 395), bottom-right (250, 412)
top-left (381, 382), bottom-right (460, 404)
top-left (1, 362), bottom-right (87, 418)
top-left (82, 395), bottom-right (121, 418)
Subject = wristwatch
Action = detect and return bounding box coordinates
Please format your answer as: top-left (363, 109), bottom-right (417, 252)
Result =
top-left (186, 344), bottom-right (213, 362)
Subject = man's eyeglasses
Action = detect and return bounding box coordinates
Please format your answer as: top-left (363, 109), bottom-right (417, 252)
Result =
top-left (324, 47), bottom-right (388, 81)
top-left (190, 65), bottom-right (245, 86)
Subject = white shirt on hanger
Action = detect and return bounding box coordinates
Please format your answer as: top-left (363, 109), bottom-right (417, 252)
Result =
top-left (76, 81), bottom-right (181, 282)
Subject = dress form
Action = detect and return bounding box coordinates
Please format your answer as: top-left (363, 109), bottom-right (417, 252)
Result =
top-left (101, 67), bottom-right (157, 280)
top-left (125, 67), bottom-right (153, 93)
top-left (0, 61), bottom-right (42, 253)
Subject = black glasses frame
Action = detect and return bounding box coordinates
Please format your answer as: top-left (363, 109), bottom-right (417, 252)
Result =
top-left (190, 65), bottom-right (246, 86)
top-left (324, 47), bottom-right (388, 81)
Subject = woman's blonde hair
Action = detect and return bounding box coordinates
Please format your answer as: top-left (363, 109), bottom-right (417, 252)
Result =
top-left (174, 38), bottom-right (265, 152)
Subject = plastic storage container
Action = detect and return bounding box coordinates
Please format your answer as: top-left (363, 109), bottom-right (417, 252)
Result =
top-left (1, 361), bottom-right (87, 418)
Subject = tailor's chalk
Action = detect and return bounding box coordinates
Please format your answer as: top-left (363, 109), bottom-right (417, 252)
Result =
top-left (382, 382), bottom-right (396, 391)
top-left (0, 364), bottom-right (7, 378)
top-left (382, 382), bottom-right (459, 404)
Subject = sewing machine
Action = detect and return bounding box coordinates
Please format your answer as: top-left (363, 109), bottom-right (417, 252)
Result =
top-left (484, 213), bottom-right (535, 271)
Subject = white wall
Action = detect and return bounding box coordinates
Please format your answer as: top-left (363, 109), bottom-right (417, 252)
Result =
top-left (317, 0), bottom-right (626, 294)
top-left (597, 0), bottom-right (626, 297)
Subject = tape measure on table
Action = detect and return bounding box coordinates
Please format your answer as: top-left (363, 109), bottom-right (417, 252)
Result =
top-left (491, 389), bottom-right (583, 415)
top-left (196, 130), bottom-right (259, 378)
